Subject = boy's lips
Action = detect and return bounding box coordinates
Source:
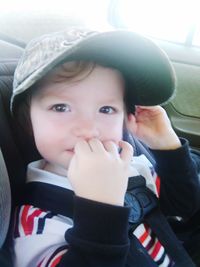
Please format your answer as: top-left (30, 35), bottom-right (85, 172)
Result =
top-left (67, 148), bottom-right (74, 153)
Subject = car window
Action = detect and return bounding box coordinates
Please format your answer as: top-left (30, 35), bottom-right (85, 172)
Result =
top-left (108, 0), bottom-right (200, 46)
top-left (0, 0), bottom-right (110, 42)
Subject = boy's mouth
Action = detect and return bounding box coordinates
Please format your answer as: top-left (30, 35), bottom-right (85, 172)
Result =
top-left (67, 148), bottom-right (74, 153)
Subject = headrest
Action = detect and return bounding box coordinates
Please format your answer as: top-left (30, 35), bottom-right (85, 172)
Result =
top-left (0, 150), bottom-right (11, 248)
top-left (0, 40), bottom-right (23, 59)
top-left (0, 59), bottom-right (40, 206)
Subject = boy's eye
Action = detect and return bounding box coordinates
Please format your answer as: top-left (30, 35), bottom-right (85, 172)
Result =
top-left (51, 104), bottom-right (70, 112)
top-left (99, 106), bottom-right (116, 114)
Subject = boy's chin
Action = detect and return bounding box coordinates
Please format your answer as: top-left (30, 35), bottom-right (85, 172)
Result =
top-left (43, 161), bottom-right (68, 177)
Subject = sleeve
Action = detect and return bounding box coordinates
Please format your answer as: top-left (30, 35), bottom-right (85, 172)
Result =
top-left (150, 138), bottom-right (200, 218)
top-left (13, 197), bottom-right (130, 267)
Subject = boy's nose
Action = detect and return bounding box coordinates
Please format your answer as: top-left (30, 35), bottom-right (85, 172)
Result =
top-left (72, 118), bottom-right (100, 140)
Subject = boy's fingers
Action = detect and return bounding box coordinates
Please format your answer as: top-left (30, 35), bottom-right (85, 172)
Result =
top-left (119, 141), bottom-right (133, 162)
top-left (88, 138), bottom-right (105, 152)
top-left (103, 140), bottom-right (119, 155)
top-left (74, 140), bottom-right (91, 154)
top-left (136, 105), bottom-right (159, 111)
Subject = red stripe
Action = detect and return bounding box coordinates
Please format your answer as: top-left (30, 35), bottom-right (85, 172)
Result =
top-left (21, 205), bottom-right (31, 235)
top-left (139, 228), bottom-right (149, 244)
top-left (21, 205), bottom-right (43, 235)
top-left (49, 255), bottom-right (63, 267)
top-left (37, 249), bottom-right (67, 267)
top-left (150, 240), bottom-right (162, 259)
top-left (155, 176), bottom-right (160, 196)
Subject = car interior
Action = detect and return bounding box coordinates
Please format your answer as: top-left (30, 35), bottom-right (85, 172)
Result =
top-left (0, 0), bottom-right (200, 266)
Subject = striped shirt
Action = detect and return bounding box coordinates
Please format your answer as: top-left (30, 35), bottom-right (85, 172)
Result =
top-left (13, 157), bottom-right (174, 267)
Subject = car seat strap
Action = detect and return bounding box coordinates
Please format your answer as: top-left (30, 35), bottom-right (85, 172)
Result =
top-left (125, 175), bottom-right (195, 267)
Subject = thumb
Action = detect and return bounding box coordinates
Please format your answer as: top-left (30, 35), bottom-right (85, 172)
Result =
top-left (126, 113), bottom-right (137, 135)
top-left (119, 140), bottom-right (133, 162)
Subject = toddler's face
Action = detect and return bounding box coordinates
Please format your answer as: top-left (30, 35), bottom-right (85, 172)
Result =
top-left (30, 65), bottom-right (125, 175)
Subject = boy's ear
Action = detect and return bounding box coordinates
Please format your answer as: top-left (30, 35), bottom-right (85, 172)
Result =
top-left (124, 113), bottom-right (137, 135)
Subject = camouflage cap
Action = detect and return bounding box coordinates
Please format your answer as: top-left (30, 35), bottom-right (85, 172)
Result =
top-left (11, 28), bottom-right (176, 111)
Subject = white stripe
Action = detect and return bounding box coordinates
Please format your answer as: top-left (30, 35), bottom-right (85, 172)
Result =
top-left (133, 224), bottom-right (152, 247)
top-left (27, 206), bottom-right (39, 217)
top-left (159, 254), bottom-right (170, 267)
top-left (133, 224), bottom-right (146, 239)
top-left (152, 171), bottom-right (158, 182)
top-left (37, 246), bottom-right (68, 267)
top-left (38, 255), bottom-right (49, 267)
top-left (148, 238), bottom-right (159, 254)
top-left (44, 215), bottom-right (73, 235)
top-left (154, 245), bottom-right (164, 261)
top-left (48, 249), bottom-right (68, 266)
top-left (142, 235), bottom-right (152, 247)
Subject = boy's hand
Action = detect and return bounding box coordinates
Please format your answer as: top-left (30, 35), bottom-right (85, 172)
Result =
top-left (68, 139), bottom-right (133, 206)
top-left (127, 106), bottom-right (181, 150)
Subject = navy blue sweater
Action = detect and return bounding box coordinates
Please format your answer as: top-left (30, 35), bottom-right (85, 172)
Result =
top-left (22, 139), bottom-right (199, 267)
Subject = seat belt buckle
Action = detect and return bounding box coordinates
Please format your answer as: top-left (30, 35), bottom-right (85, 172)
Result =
top-left (124, 175), bottom-right (159, 224)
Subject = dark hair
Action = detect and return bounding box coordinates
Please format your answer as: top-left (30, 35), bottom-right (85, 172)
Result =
top-left (13, 86), bottom-right (35, 135)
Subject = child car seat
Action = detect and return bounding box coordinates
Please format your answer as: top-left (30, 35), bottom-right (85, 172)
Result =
top-left (0, 149), bottom-right (11, 248)
top-left (0, 38), bottom-right (24, 266)
top-left (0, 34), bottom-right (200, 266)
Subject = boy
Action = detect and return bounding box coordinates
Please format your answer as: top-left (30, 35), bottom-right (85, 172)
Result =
top-left (11, 29), bottom-right (199, 267)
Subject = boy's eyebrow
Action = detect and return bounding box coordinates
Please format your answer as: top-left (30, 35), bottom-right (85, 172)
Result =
top-left (39, 96), bottom-right (123, 106)
top-left (36, 90), bottom-right (72, 101)
top-left (99, 98), bottom-right (123, 104)
top-left (37, 91), bottom-right (123, 104)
